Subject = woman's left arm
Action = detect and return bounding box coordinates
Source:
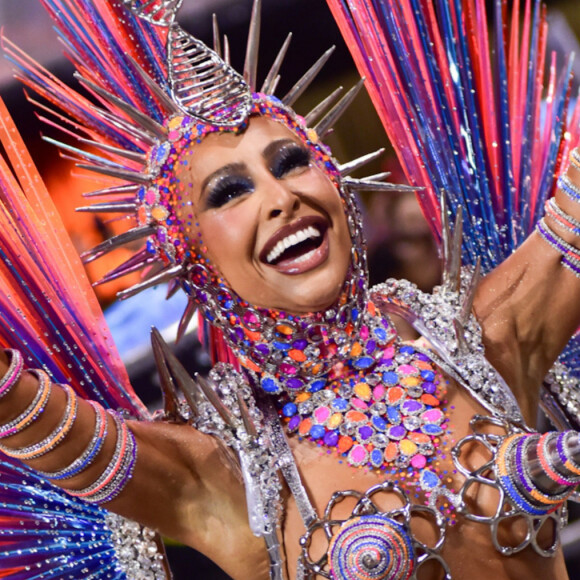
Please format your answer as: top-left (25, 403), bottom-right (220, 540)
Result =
top-left (474, 155), bottom-right (580, 424)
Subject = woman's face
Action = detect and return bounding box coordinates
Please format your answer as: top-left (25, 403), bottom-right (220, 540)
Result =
top-left (176, 116), bottom-right (352, 314)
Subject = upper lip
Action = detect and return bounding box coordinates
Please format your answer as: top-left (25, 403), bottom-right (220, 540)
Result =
top-left (259, 215), bottom-right (328, 264)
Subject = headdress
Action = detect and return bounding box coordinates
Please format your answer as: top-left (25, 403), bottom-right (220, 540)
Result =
top-left (6, 0), bottom-right (414, 392)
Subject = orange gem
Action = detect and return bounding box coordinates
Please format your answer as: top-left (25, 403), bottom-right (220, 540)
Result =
top-left (350, 342), bottom-right (363, 357)
top-left (387, 387), bottom-right (405, 405)
top-left (296, 392), bottom-right (312, 403)
top-left (289, 349), bottom-right (307, 362)
top-left (408, 432), bottom-right (430, 444)
top-left (384, 442), bottom-right (398, 462)
top-left (244, 329), bottom-right (261, 341)
top-left (298, 418), bottom-right (312, 436)
top-left (241, 358), bottom-right (260, 372)
top-left (421, 394), bottom-right (440, 407)
top-left (338, 436), bottom-right (354, 454)
top-left (345, 410), bottom-right (367, 424)
top-left (400, 376), bottom-right (421, 387)
top-left (368, 302), bottom-right (376, 316)
top-left (276, 324), bottom-right (293, 335)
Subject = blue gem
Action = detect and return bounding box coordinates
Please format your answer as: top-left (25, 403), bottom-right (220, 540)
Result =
top-left (372, 416), bottom-right (387, 431)
top-left (273, 341), bottom-right (291, 351)
top-left (419, 469), bottom-right (440, 490)
top-left (310, 425), bottom-right (325, 439)
top-left (351, 308), bottom-right (359, 321)
top-left (282, 403), bottom-right (297, 417)
top-left (373, 327), bottom-right (387, 341)
top-left (421, 370), bottom-right (436, 381)
top-left (353, 356), bottom-right (374, 369)
top-left (138, 186), bottom-right (146, 201)
top-left (383, 371), bottom-right (398, 385)
top-left (400, 345), bottom-right (415, 354)
top-left (261, 377), bottom-right (280, 393)
top-left (308, 379), bottom-right (326, 393)
top-left (371, 449), bottom-right (383, 467)
top-left (387, 407), bottom-right (401, 425)
top-left (331, 398), bottom-right (349, 412)
top-left (421, 424), bottom-right (444, 435)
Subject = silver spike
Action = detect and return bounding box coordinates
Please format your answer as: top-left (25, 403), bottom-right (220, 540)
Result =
top-left (304, 86), bottom-right (344, 126)
top-left (166, 278), bottom-right (181, 299)
top-left (196, 375), bottom-right (236, 427)
top-left (118, 264), bottom-right (184, 300)
top-left (314, 78), bottom-right (364, 138)
top-left (77, 201), bottom-right (137, 213)
top-left (268, 75), bottom-right (281, 95)
top-left (81, 225), bottom-right (156, 263)
top-left (459, 257), bottom-right (481, 325)
top-left (95, 107), bottom-right (158, 146)
top-left (83, 184), bottom-right (140, 198)
top-left (223, 35), bottom-right (231, 65)
top-left (236, 391), bottom-right (257, 438)
top-left (212, 14), bottom-right (222, 57)
top-left (261, 33), bottom-right (292, 94)
top-left (76, 73), bottom-right (167, 140)
top-left (443, 206), bottom-right (463, 293)
top-left (440, 192), bottom-right (451, 284)
top-left (452, 318), bottom-right (468, 354)
top-left (362, 172), bottom-right (391, 182)
top-left (339, 149), bottom-right (385, 177)
top-left (125, 54), bottom-right (182, 115)
top-left (76, 163), bottom-right (152, 185)
top-left (176, 298), bottom-right (197, 344)
top-left (282, 46), bottom-right (336, 106)
top-left (342, 177), bottom-right (419, 193)
top-left (150, 327), bottom-right (183, 422)
top-left (243, 0), bottom-right (261, 91)
top-left (78, 138), bottom-right (147, 164)
top-left (93, 251), bottom-right (158, 286)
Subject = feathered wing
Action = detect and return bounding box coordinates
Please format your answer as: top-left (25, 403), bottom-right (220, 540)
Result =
top-left (326, 0), bottom-right (580, 424)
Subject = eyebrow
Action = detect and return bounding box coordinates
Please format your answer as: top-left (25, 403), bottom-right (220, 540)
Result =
top-left (200, 162), bottom-right (247, 194)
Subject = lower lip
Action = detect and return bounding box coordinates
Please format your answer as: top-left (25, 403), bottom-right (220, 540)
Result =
top-left (268, 231), bottom-right (330, 275)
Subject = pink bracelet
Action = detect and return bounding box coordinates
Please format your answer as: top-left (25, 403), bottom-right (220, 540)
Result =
top-left (0, 349), bottom-right (24, 400)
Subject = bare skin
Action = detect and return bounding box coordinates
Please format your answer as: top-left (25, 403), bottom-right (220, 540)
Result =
top-left (1, 120), bottom-right (580, 579)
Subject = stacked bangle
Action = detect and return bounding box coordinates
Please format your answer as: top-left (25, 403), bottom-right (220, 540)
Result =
top-left (571, 148), bottom-right (580, 171)
top-left (0, 384), bottom-right (78, 460)
top-left (0, 349), bottom-right (24, 400)
top-left (545, 198), bottom-right (580, 236)
top-left (558, 174), bottom-right (580, 204)
top-left (0, 370), bottom-right (52, 439)
top-left (536, 218), bottom-right (580, 277)
top-left (39, 401), bottom-right (108, 480)
top-left (67, 412), bottom-right (137, 505)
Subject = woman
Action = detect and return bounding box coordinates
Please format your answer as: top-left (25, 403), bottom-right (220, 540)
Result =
top-left (1, 0), bottom-right (580, 579)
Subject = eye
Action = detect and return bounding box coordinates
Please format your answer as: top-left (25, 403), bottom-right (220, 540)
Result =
top-left (269, 144), bottom-right (312, 179)
top-left (205, 175), bottom-right (254, 209)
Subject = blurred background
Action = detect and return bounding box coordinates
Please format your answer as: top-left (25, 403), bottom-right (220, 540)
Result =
top-left (0, 0), bottom-right (580, 578)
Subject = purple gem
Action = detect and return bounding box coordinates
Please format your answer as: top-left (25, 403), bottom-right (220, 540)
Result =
top-left (366, 340), bottom-right (377, 355)
top-left (415, 353), bottom-right (430, 362)
top-left (324, 431), bottom-right (339, 447)
top-left (288, 416), bottom-right (300, 431)
top-left (196, 290), bottom-right (208, 303)
top-left (389, 425), bottom-right (406, 439)
top-left (234, 327), bottom-right (245, 341)
top-left (358, 426), bottom-right (373, 440)
top-left (422, 382), bottom-right (436, 394)
top-left (402, 400), bottom-right (422, 414)
top-left (286, 377), bottom-right (305, 390)
top-left (280, 363), bottom-right (298, 375)
top-left (256, 344), bottom-right (270, 355)
top-left (292, 339), bottom-right (308, 350)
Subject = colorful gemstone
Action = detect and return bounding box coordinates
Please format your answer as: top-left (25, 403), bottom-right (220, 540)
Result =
top-left (338, 436), bottom-right (354, 454)
top-left (282, 403), bottom-right (297, 417)
top-left (399, 439), bottom-right (418, 456)
top-left (327, 413), bottom-right (344, 429)
top-left (310, 425), bottom-right (326, 439)
top-left (348, 444), bottom-right (368, 465)
top-left (324, 430), bottom-right (339, 447)
top-left (353, 382), bottom-right (372, 401)
top-left (353, 356), bottom-right (374, 369)
top-left (313, 406), bottom-right (331, 424)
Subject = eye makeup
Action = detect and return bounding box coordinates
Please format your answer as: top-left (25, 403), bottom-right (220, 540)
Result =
top-left (267, 141), bottom-right (312, 179)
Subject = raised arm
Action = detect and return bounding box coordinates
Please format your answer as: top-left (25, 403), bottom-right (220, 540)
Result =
top-left (474, 153), bottom-right (580, 424)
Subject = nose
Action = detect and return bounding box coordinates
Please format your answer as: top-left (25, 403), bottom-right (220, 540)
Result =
top-left (261, 176), bottom-right (300, 220)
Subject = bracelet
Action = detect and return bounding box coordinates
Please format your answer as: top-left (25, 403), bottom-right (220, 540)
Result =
top-left (0, 384), bottom-right (78, 460)
top-left (571, 148), bottom-right (580, 171)
top-left (545, 198), bottom-right (580, 236)
top-left (39, 401), bottom-right (108, 480)
top-left (537, 432), bottom-right (580, 486)
top-left (0, 370), bottom-right (52, 439)
top-left (557, 174), bottom-right (580, 204)
top-left (560, 431), bottom-right (580, 476)
top-left (536, 218), bottom-right (580, 277)
top-left (0, 349), bottom-right (24, 400)
top-left (66, 412), bottom-right (137, 505)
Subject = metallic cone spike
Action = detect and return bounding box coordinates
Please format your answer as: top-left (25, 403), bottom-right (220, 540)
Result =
top-left (92, 250), bottom-right (157, 286)
top-left (196, 375), bottom-right (236, 427)
top-left (362, 172), bottom-right (391, 182)
top-left (282, 46), bottom-right (336, 106)
top-left (236, 391), bottom-right (258, 438)
top-left (176, 298), bottom-right (197, 344)
top-left (76, 162), bottom-right (152, 185)
top-left (168, 26), bottom-right (252, 126)
top-left (261, 33), bottom-right (292, 95)
top-left (78, 138), bottom-right (147, 164)
top-left (212, 14), bottom-right (222, 58)
top-left (268, 75), bottom-right (281, 95)
top-left (304, 86), bottom-right (344, 126)
top-left (166, 278), bottom-right (181, 299)
top-left (81, 225), bottom-right (157, 263)
top-left (339, 148), bottom-right (385, 177)
top-left (314, 78), bottom-right (364, 138)
top-left (223, 35), bottom-right (231, 65)
top-left (150, 327), bottom-right (183, 422)
top-left (446, 207), bottom-right (463, 293)
top-left (243, 0), bottom-right (261, 91)
top-left (459, 257), bottom-right (481, 326)
top-left (452, 318), bottom-right (468, 354)
top-left (440, 192), bottom-right (451, 285)
top-left (342, 177), bottom-right (419, 193)
top-left (94, 107), bottom-right (159, 146)
top-left (76, 73), bottom-right (167, 139)
top-left (122, 0), bottom-right (183, 27)
top-left (76, 201), bottom-right (137, 213)
top-left (117, 264), bottom-right (184, 300)
top-left (83, 184), bottom-right (140, 198)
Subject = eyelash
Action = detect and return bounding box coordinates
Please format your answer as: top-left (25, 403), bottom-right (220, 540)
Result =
top-left (270, 145), bottom-right (312, 179)
top-left (205, 175), bottom-right (254, 209)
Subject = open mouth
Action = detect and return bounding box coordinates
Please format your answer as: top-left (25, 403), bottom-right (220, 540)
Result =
top-left (259, 216), bottom-right (329, 274)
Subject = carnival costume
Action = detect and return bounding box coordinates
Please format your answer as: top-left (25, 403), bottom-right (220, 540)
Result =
top-left (0, 0), bottom-right (580, 579)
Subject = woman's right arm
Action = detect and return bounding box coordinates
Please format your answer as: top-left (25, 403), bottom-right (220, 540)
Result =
top-left (0, 351), bottom-right (269, 580)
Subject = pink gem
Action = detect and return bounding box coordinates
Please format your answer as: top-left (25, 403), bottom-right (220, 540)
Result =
top-left (422, 409), bottom-right (444, 423)
top-left (373, 385), bottom-right (386, 401)
top-left (360, 325), bottom-right (369, 340)
top-left (314, 406), bottom-right (331, 424)
top-left (411, 454), bottom-right (427, 469)
top-left (279, 363), bottom-right (298, 376)
top-left (168, 129), bottom-right (181, 141)
top-left (349, 444), bottom-right (368, 465)
top-left (383, 346), bottom-right (395, 358)
top-left (398, 364), bottom-right (417, 375)
top-left (145, 189), bottom-right (157, 204)
top-left (350, 398), bottom-right (368, 410)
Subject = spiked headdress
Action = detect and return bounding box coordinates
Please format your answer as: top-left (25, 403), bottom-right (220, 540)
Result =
top-left (5, 0), bottom-right (414, 392)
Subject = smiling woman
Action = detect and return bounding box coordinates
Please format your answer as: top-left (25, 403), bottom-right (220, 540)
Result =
top-left (1, 0), bottom-right (580, 580)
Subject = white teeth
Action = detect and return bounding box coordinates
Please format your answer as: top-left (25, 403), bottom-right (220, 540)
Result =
top-left (266, 225), bottom-right (322, 264)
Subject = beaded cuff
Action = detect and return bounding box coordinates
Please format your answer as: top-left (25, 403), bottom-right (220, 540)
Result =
top-left (536, 218), bottom-right (580, 277)
top-left (0, 349), bottom-right (24, 400)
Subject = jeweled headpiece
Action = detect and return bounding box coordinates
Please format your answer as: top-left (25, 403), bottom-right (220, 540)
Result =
top-left (7, 0), bottom-right (413, 391)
